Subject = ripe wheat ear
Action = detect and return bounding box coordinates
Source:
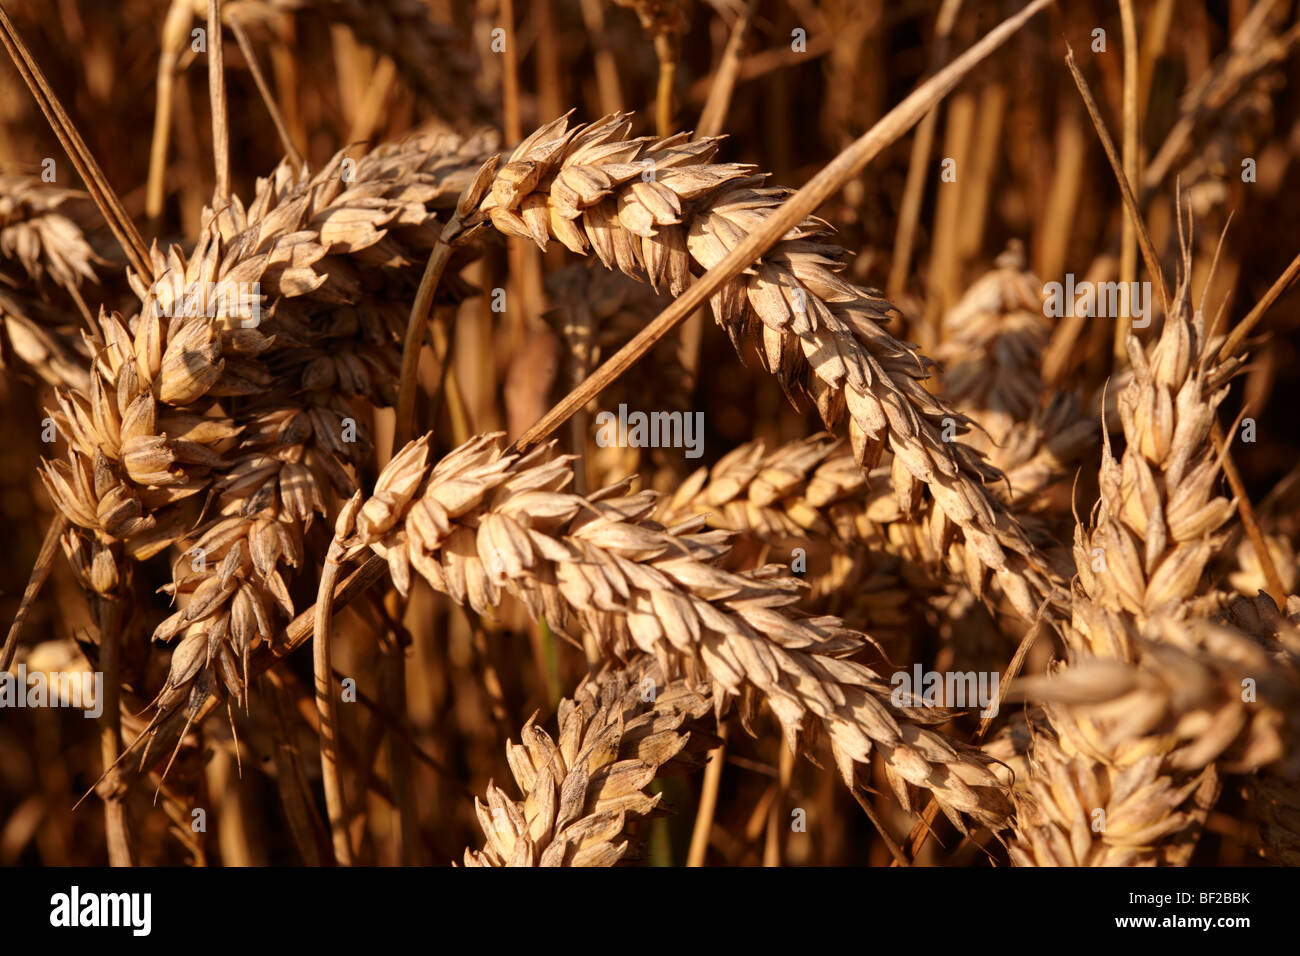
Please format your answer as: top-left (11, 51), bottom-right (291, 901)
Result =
top-left (464, 656), bottom-right (715, 867)
top-left (337, 431), bottom-right (1016, 831)
top-left (479, 111), bottom-right (1063, 627)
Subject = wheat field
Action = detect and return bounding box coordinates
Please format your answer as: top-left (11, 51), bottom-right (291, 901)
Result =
top-left (0, 0), bottom-right (1298, 869)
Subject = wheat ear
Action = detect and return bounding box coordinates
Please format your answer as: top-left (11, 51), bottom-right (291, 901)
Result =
top-left (464, 655), bottom-right (714, 866)
top-left (0, 174), bottom-right (102, 293)
top-left (479, 111), bottom-right (1059, 622)
top-left (41, 129), bottom-right (498, 718)
top-left (0, 175), bottom-right (107, 387)
top-left (936, 248), bottom-right (1098, 510)
top-left (1072, 262), bottom-right (1242, 655)
top-left (1011, 237), bottom-right (1296, 866)
top-left (338, 431), bottom-right (1015, 830)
